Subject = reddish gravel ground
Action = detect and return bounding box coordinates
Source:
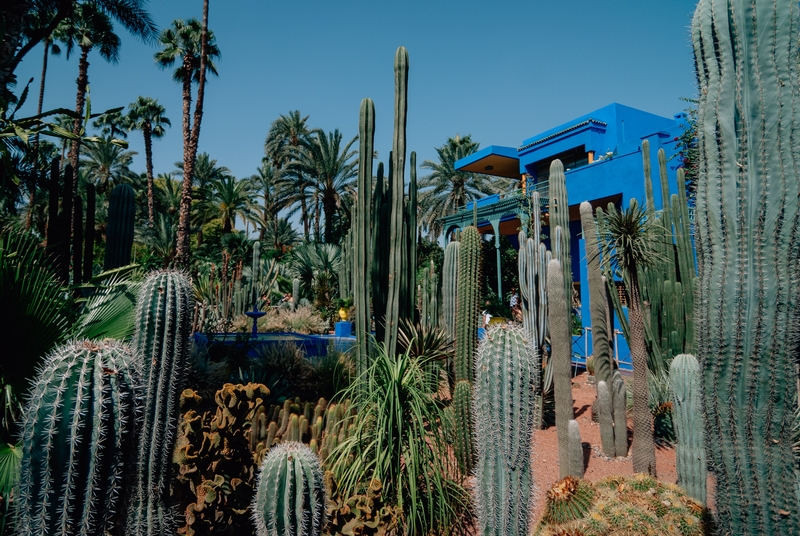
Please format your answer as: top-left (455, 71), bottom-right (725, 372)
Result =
top-left (527, 370), bottom-right (715, 521)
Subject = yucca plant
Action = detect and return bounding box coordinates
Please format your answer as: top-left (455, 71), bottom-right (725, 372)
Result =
top-left (328, 343), bottom-right (468, 534)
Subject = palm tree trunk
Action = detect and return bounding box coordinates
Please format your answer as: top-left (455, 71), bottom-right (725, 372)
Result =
top-left (300, 195), bottom-right (309, 241)
top-left (143, 122), bottom-right (155, 225)
top-left (68, 46), bottom-right (90, 179)
top-left (314, 199), bottom-right (321, 241)
top-left (628, 269), bottom-right (656, 476)
top-left (177, 0), bottom-right (210, 268)
top-left (175, 53), bottom-right (194, 267)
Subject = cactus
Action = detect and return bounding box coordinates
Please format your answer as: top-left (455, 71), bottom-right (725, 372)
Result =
top-left (82, 183), bottom-right (95, 282)
top-left (127, 270), bottom-right (192, 535)
top-left (252, 442), bottom-right (326, 536)
top-left (568, 420), bottom-right (584, 478)
top-left (669, 354), bottom-right (706, 505)
top-left (72, 194), bottom-right (83, 285)
top-left (104, 183), bottom-right (135, 271)
top-left (16, 340), bottom-right (140, 536)
top-left (455, 226), bottom-right (481, 383)
top-left (540, 476), bottom-right (594, 526)
top-left (548, 258), bottom-right (574, 478)
top-left (291, 278), bottom-right (300, 311)
top-left (611, 370), bottom-right (628, 457)
top-left (452, 380), bottom-right (474, 475)
top-left (472, 325), bottom-right (538, 536)
top-left (383, 46), bottom-right (410, 359)
top-left (596, 381), bottom-right (615, 456)
top-left (691, 0), bottom-right (800, 532)
top-left (354, 98), bottom-right (374, 375)
top-left (442, 240), bottom-right (459, 340)
top-left (419, 260), bottom-right (439, 330)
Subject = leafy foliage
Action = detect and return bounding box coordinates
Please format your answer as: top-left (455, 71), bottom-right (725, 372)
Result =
top-left (329, 344), bottom-right (468, 534)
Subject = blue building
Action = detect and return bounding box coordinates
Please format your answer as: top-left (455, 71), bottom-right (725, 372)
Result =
top-left (444, 103), bottom-right (689, 368)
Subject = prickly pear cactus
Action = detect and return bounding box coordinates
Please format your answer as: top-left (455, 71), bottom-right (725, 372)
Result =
top-left (16, 340), bottom-right (140, 536)
top-left (252, 442), bottom-right (326, 536)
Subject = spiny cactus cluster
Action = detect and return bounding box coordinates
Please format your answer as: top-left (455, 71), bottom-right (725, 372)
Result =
top-left (418, 260), bottom-right (439, 330)
top-left (472, 324), bottom-right (538, 536)
top-left (252, 442), bottom-right (326, 536)
top-left (534, 474), bottom-right (709, 536)
top-left (16, 340), bottom-right (141, 536)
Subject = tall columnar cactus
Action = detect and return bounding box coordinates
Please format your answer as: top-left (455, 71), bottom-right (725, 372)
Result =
top-left (548, 258), bottom-right (574, 478)
top-left (16, 340), bottom-right (140, 536)
top-left (452, 380), bottom-right (474, 474)
top-left (692, 1), bottom-right (800, 533)
top-left (611, 370), bottom-right (628, 457)
top-left (252, 442), bottom-right (326, 536)
top-left (568, 419), bottom-right (584, 478)
top-left (127, 270), bottom-right (192, 535)
top-left (72, 194), bottom-right (83, 285)
top-left (549, 160), bottom-right (572, 313)
top-left (472, 325), bottom-right (538, 536)
top-left (354, 97), bottom-right (374, 375)
top-left (419, 260), bottom-right (439, 330)
top-left (455, 226), bottom-right (481, 383)
top-left (383, 46), bottom-right (410, 358)
top-left (104, 183), bottom-right (135, 271)
top-left (669, 354), bottom-right (706, 506)
top-left (83, 183), bottom-right (95, 282)
top-left (442, 240), bottom-right (459, 340)
top-left (292, 278), bottom-right (300, 310)
top-left (250, 240), bottom-right (261, 308)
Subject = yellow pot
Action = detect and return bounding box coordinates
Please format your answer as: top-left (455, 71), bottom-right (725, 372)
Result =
top-left (338, 307), bottom-right (348, 321)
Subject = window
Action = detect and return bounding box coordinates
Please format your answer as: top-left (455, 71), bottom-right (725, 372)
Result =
top-left (535, 145), bottom-right (590, 182)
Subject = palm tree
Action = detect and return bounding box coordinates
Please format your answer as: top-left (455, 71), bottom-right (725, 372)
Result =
top-left (202, 175), bottom-right (257, 234)
top-left (418, 135), bottom-right (513, 240)
top-left (175, 152), bottom-right (229, 245)
top-left (599, 199), bottom-right (662, 477)
top-left (265, 111), bottom-right (311, 239)
top-left (80, 137), bottom-right (138, 189)
top-left (285, 129), bottom-right (358, 243)
top-left (154, 172), bottom-right (181, 217)
top-left (263, 217), bottom-right (300, 252)
top-left (91, 109), bottom-right (128, 139)
top-left (155, 4), bottom-right (219, 267)
top-left (127, 96), bottom-right (170, 224)
top-left (249, 160), bottom-right (283, 244)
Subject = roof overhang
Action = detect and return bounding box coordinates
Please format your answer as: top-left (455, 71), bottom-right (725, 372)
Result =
top-left (454, 145), bottom-right (521, 179)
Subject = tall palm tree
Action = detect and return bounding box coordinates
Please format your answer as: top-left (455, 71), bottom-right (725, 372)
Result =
top-left (128, 96), bottom-right (170, 224)
top-left (599, 199), bottom-right (662, 477)
top-left (201, 175), bottom-right (256, 234)
top-left (155, 3), bottom-right (219, 267)
top-left (265, 111), bottom-right (311, 239)
top-left (249, 160), bottom-right (283, 244)
top-left (285, 129), bottom-right (357, 243)
top-left (175, 152), bottom-right (229, 246)
top-left (154, 172), bottom-right (181, 217)
top-left (418, 135), bottom-right (513, 240)
top-left (80, 137), bottom-right (138, 189)
top-left (91, 109), bottom-right (128, 139)
top-left (263, 217), bottom-right (299, 252)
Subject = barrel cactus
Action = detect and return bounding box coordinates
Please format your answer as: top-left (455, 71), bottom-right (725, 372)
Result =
top-left (252, 442), bottom-right (326, 536)
top-left (472, 324), bottom-right (538, 536)
top-left (127, 270), bottom-right (192, 535)
top-left (16, 340), bottom-right (140, 536)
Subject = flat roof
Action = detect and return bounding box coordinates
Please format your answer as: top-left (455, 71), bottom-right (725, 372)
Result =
top-left (454, 145), bottom-right (521, 179)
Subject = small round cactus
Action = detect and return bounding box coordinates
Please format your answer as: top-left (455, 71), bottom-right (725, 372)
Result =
top-left (252, 442), bottom-right (326, 536)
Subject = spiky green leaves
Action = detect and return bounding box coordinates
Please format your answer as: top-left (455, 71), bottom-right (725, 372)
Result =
top-left (16, 340), bottom-right (140, 536)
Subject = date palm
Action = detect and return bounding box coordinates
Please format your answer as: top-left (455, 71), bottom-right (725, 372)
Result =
top-left (91, 109), bottom-right (128, 139)
top-left (80, 137), bottom-right (138, 190)
top-left (202, 175), bottom-right (257, 234)
top-left (418, 135), bottom-right (513, 240)
top-left (154, 172), bottom-right (181, 217)
top-left (285, 128), bottom-right (357, 243)
top-left (127, 96), bottom-right (170, 224)
top-left (155, 5), bottom-right (219, 267)
top-left (249, 160), bottom-right (283, 244)
top-left (265, 111), bottom-right (311, 239)
top-left (599, 199), bottom-right (663, 476)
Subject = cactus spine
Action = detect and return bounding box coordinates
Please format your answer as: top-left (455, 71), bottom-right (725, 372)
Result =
top-left (692, 1), bottom-right (800, 532)
top-left (455, 227), bottom-right (480, 383)
top-left (442, 240), bottom-right (459, 340)
top-left (548, 258), bottom-right (575, 478)
top-left (669, 354), bottom-right (706, 505)
top-left (252, 442), bottom-right (326, 536)
top-left (472, 325), bottom-right (537, 536)
top-left (354, 97), bottom-right (374, 375)
top-left (16, 340), bottom-right (139, 536)
top-left (127, 270), bottom-right (192, 535)
top-left (104, 183), bottom-right (135, 271)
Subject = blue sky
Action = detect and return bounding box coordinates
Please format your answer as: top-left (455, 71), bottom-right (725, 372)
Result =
top-left (14, 0), bottom-right (699, 184)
